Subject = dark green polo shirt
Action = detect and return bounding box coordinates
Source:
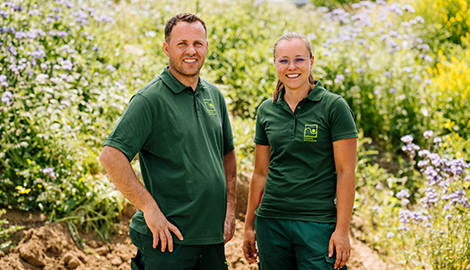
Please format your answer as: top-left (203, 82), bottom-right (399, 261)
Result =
top-left (254, 81), bottom-right (357, 223)
top-left (105, 66), bottom-right (234, 245)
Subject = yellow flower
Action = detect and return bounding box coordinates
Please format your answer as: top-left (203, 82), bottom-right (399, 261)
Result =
top-left (446, 135), bottom-right (451, 141)
top-left (38, 184), bottom-right (43, 189)
top-left (444, 119), bottom-right (455, 130)
top-left (456, 152), bottom-right (462, 159)
top-left (443, 142), bottom-right (449, 148)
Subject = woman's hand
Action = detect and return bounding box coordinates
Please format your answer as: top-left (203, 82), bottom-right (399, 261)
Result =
top-left (328, 230), bottom-right (351, 269)
top-left (243, 226), bottom-right (258, 262)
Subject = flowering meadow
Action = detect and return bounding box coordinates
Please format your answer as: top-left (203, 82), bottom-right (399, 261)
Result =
top-left (1, 0), bottom-right (469, 268)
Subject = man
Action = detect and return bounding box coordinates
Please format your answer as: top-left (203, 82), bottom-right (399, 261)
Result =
top-left (99, 13), bottom-right (237, 270)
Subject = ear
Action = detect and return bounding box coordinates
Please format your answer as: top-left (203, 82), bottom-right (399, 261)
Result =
top-left (163, 41), bottom-right (170, 57)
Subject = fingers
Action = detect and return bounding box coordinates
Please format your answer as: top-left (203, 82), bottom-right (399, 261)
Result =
top-left (224, 224), bottom-right (235, 244)
top-left (328, 238), bottom-right (334, 257)
top-left (242, 241), bottom-right (258, 262)
top-left (152, 223), bottom-right (183, 253)
top-left (334, 250), bottom-right (350, 269)
top-left (159, 230), bottom-right (168, 252)
top-left (152, 233), bottom-right (160, 249)
top-left (224, 215), bottom-right (236, 244)
top-left (169, 223), bottom-right (184, 241)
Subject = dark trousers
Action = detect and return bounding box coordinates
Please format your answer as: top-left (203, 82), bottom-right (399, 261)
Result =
top-left (129, 228), bottom-right (228, 270)
top-left (255, 216), bottom-right (347, 270)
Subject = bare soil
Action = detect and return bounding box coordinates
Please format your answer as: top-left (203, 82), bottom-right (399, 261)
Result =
top-left (0, 204), bottom-right (392, 270)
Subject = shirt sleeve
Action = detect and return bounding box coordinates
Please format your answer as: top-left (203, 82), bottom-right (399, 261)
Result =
top-left (329, 97), bottom-right (358, 142)
top-left (221, 103), bottom-right (235, 155)
top-left (254, 101), bottom-right (270, 145)
top-left (104, 94), bottom-right (153, 161)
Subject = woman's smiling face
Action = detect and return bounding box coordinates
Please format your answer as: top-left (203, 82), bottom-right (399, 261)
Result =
top-left (273, 38), bottom-right (314, 92)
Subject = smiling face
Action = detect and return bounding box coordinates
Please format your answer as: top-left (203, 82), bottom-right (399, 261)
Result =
top-left (273, 38), bottom-right (314, 93)
top-left (164, 21), bottom-right (208, 88)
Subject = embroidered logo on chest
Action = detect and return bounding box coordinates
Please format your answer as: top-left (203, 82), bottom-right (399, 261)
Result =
top-left (204, 99), bottom-right (216, 115)
top-left (304, 124), bottom-right (318, 142)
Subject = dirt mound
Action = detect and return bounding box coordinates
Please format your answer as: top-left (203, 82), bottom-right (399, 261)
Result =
top-left (1, 221), bottom-right (135, 270)
top-left (0, 206), bottom-right (391, 270)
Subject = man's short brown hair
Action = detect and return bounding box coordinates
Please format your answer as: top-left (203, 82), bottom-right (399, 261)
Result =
top-left (164, 13), bottom-right (207, 43)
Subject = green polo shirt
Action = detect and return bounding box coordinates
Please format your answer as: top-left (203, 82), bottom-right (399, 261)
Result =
top-left (254, 81), bottom-right (357, 223)
top-left (105, 66), bottom-right (234, 245)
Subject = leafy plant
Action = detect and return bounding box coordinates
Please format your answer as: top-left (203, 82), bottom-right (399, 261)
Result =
top-left (0, 209), bottom-right (24, 251)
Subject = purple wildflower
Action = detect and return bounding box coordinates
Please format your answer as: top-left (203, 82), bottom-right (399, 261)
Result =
top-left (402, 4), bottom-right (415, 13)
top-left (0, 75), bottom-right (8, 87)
top-left (57, 31), bottom-right (68, 37)
top-left (335, 74), bottom-right (345, 82)
top-left (397, 189), bottom-right (410, 199)
top-left (43, 167), bottom-right (56, 178)
top-left (1, 91), bottom-right (13, 105)
top-left (106, 65), bottom-right (116, 72)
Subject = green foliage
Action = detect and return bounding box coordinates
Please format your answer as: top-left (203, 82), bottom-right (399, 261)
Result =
top-left (1, 0), bottom-right (470, 264)
top-left (356, 131), bottom-right (470, 269)
top-left (0, 0), bottom-right (128, 237)
top-left (309, 0), bottom-right (361, 10)
top-left (231, 117), bottom-right (256, 182)
top-left (0, 209), bottom-right (24, 251)
top-left (409, 0), bottom-right (470, 45)
top-left (427, 49), bottom-right (470, 140)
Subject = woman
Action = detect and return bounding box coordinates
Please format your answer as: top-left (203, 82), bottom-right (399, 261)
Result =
top-left (243, 32), bottom-right (357, 270)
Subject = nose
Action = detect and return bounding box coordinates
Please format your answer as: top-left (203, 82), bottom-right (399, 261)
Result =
top-left (287, 60), bottom-right (296, 69)
top-left (186, 44), bottom-right (196, 55)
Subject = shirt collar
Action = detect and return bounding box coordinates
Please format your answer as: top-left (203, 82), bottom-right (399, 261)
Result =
top-left (160, 66), bottom-right (202, 94)
top-left (306, 80), bottom-right (326, 102)
top-left (275, 80), bottom-right (326, 104)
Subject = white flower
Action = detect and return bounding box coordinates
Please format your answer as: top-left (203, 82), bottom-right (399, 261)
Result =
top-left (35, 74), bottom-right (49, 84)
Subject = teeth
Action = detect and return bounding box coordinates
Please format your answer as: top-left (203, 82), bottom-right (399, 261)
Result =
top-left (287, 74), bottom-right (300, 78)
top-left (184, 59), bottom-right (196, 63)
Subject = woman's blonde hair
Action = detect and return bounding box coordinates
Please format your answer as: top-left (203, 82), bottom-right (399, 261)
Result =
top-left (272, 32), bottom-right (315, 102)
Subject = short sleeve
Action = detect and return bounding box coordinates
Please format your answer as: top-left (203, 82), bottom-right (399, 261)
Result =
top-left (104, 94), bottom-right (153, 161)
top-left (329, 97), bottom-right (358, 142)
top-left (220, 98), bottom-right (235, 155)
top-left (254, 102), bottom-right (270, 145)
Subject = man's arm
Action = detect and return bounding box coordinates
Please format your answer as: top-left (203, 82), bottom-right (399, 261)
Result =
top-left (99, 145), bottom-right (183, 252)
top-left (223, 149), bottom-right (237, 244)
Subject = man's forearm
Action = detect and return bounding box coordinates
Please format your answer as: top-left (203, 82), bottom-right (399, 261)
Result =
top-left (223, 150), bottom-right (237, 212)
top-left (99, 146), bottom-right (158, 214)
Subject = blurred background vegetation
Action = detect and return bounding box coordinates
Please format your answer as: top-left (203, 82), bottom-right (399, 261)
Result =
top-left (1, 0), bottom-right (469, 268)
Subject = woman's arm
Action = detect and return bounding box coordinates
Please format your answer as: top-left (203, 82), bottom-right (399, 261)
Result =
top-left (329, 137), bottom-right (357, 269)
top-left (243, 144), bottom-right (270, 263)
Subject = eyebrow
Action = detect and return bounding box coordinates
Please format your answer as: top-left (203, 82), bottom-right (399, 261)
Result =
top-left (174, 38), bottom-right (206, 43)
top-left (278, 55), bottom-right (309, 58)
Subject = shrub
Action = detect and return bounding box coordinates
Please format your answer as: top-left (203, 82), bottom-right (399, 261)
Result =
top-left (427, 49), bottom-right (470, 139)
top-left (358, 131), bottom-right (470, 269)
top-left (0, 0), bottom-right (127, 236)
